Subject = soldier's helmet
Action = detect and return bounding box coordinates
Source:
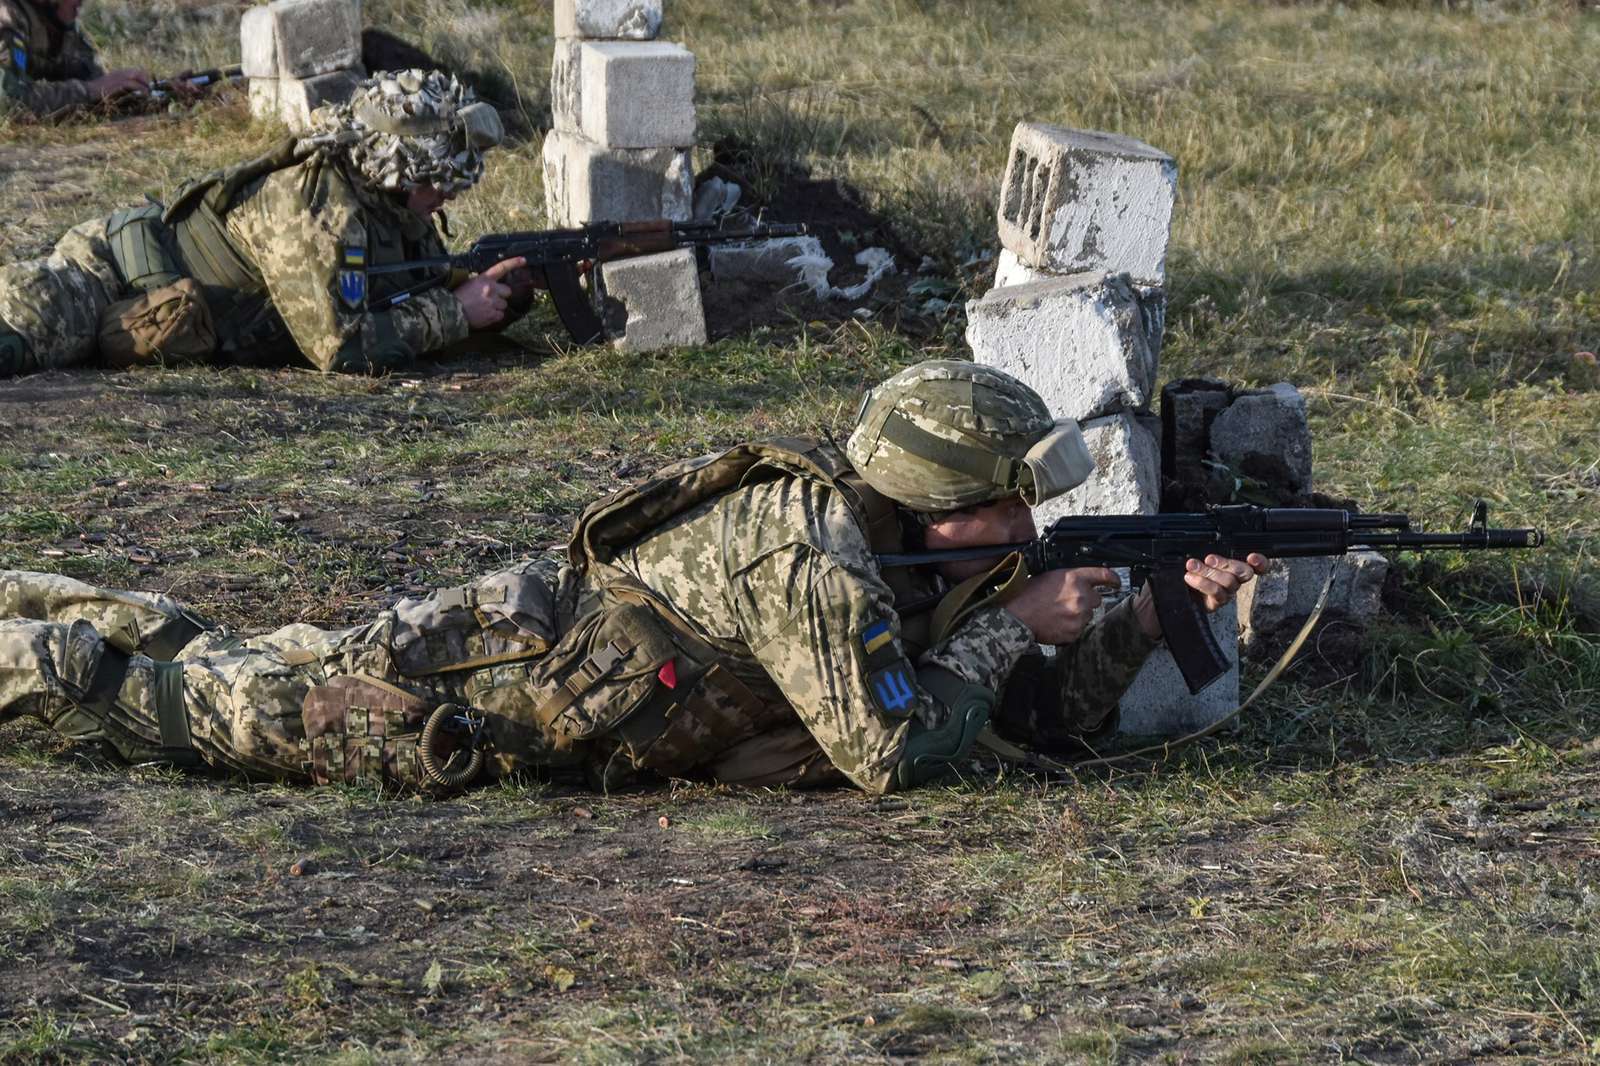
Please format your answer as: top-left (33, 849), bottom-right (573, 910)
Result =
top-left (845, 359), bottom-right (1095, 512)
top-left (305, 69), bottom-right (504, 195)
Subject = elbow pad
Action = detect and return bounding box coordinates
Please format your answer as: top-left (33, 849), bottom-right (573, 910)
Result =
top-left (893, 666), bottom-right (995, 790)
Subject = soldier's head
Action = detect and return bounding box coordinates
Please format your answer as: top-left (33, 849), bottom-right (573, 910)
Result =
top-left (306, 69), bottom-right (504, 216)
top-left (846, 359), bottom-right (1094, 575)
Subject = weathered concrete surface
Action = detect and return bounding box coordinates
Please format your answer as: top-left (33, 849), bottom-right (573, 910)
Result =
top-left (599, 248), bottom-right (706, 352)
top-left (247, 76), bottom-right (279, 123)
top-left (1238, 552), bottom-right (1390, 652)
top-left (994, 247), bottom-right (1045, 288)
top-left (240, 5), bottom-right (277, 80)
top-left (578, 42), bottom-right (695, 148)
top-left (707, 235), bottom-right (825, 286)
top-left (1209, 382), bottom-right (1314, 505)
top-left (555, 0), bottom-right (662, 39)
top-left (1039, 412), bottom-right (1160, 527)
top-left (541, 131), bottom-right (692, 225)
top-left (276, 69), bottom-right (362, 133)
top-left (966, 272), bottom-right (1159, 422)
top-left (997, 122), bottom-right (1176, 284)
top-left (1159, 378), bottom-right (1233, 511)
top-left (270, 0), bottom-right (362, 79)
top-left (550, 39), bottom-right (582, 134)
top-left (1118, 603), bottom-right (1240, 735)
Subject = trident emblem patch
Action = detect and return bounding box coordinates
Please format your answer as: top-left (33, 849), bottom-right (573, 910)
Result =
top-left (337, 244), bottom-right (366, 310)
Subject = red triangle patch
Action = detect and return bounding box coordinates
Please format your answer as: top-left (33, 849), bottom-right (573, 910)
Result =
top-left (657, 660), bottom-right (677, 689)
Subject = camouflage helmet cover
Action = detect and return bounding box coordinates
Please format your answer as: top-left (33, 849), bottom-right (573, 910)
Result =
top-left (845, 359), bottom-right (1094, 512)
top-left (304, 68), bottom-right (504, 195)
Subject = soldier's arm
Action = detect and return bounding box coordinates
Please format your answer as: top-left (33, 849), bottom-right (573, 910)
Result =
top-left (0, 26), bottom-right (98, 118)
top-left (228, 173), bottom-right (470, 373)
top-left (57, 25), bottom-right (102, 81)
top-left (727, 481), bottom-right (1034, 794)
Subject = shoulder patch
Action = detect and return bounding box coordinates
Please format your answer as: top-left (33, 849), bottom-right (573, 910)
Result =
top-left (857, 616), bottom-right (918, 718)
top-left (1, 31), bottom-right (25, 75)
top-left (337, 242), bottom-right (366, 310)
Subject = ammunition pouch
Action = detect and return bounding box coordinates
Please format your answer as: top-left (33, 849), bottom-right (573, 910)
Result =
top-left (96, 278), bottom-right (217, 367)
top-left (387, 569), bottom-right (560, 677)
top-left (893, 666), bottom-right (994, 790)
top-left (105, 202), bottom-right (184, 293)
top-left (301, 674), bottom-right (486, 794)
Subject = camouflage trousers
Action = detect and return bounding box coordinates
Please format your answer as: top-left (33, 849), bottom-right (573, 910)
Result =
top-left (0, 217), bottom-right (123, 375)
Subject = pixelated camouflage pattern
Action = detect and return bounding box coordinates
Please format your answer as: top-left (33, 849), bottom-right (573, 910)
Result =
top-left (846, 359), bottom-right (1056, 512)
top-left (0, 217), bottom-right (120, 372)
top-left (0, 569), bottom-right (210, 658)
top-left (220, 156), bottom-right (470, 371)
top-left (0, 0), bottom-right (103, 119)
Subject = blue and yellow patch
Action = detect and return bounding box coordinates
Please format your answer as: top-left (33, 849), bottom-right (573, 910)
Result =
top-left (337, 243), bottom-right (366, 310)
top-left (857, 617), bottom-right (917, 718)
top-left (1, 33), bottom-right (26, 74)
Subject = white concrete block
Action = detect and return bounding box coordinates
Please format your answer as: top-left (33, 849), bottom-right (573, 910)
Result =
top-left (994, 247), bottom-right (1045, 288)
top-left (550, 38), bottom-right (582, 134)
top-left (277, 69), bottom-right (362, 133)
top-left (541, 131), bottom-right (692, 225)
top-left (578, 41), bottom-right (695, 148)
top-left (1209, 383), bottom-right (1313, 504)
top-left (1036, 413), bottom-right (1160, 531)
top-left (1238, 552), bottom-right (1389, 651)
top-left (271, 0), bottom-right (362, 79)
top-left (247, 76), bottom-right (280, 123)
top-left (707, 235), bottom-right (825, 286)
top-left (599, 248), bottom-right (706, 352)
top-left (556, 0), bottom-right (662, 39)
top-left (966, 272), bottom-right (1157, 423)
top-left (240, 5), bottom-right (277, 79)
top-left (997, 121), bottom-right (1177, 284)
top-left (1118, 603), bottom-right (1239, 735)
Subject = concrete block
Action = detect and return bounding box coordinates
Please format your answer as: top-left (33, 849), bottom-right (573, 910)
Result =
top-left (541, 130), bottom-right (692, 225)
top-left (707, 235), bottom-right (825, 286)
top-left (1118, 603), bottom-right (1239, 735)
top-left (966, 271), bottom-right (1157, 423)
top-left (997, 121), bottom-right (1177, 284)
top-left (1209, 382), bottom-right (1313, 505)
top-left (1238, 552), bottom-right (1389, 652)
top-left (556, 0), bottom-right (662, 39)
top-left (271, 0), bottom-right (362, 79)
top-left (240, 5), bottom-right (277, 79)
top-left (1037, 412), bottom-right (1159, 530)
top-left (277, 69), bottom-right (362, 133)
top-left (1159, 378), bottom-right (1232, 511)
top-left (599, 248), bottom-right (706, 352)
top-left (578, 41), bottom-right (695, 148)
top-left (550, 38), bottom-right (582, 134)
top-left (994, 247), bottom-right (1045, 289)
top-left (247, 76), bottom-right (279, 123)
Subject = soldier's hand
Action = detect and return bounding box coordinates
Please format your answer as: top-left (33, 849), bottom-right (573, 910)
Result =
top-left (89, 69), bottom-right (151, 99)
top-left (1132, 554), bottom-right (1270, 640)
top-left (1005, 567), bottom-right (1121, 646)
top-left (453, 256), bottom-right (528, 330)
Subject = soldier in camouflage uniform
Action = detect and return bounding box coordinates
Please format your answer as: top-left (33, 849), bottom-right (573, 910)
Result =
top-left (0, 361), bottom-right (1266, 794)
top-left (0, 68), bottom-right (529, 377)
top-left (0, 0), bottom-right (152, 119)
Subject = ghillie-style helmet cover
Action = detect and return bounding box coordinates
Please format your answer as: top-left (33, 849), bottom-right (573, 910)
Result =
top-left (304, 68), bottom-right (504, 195)
top-left (845, 359), bottom-right (1095, 513)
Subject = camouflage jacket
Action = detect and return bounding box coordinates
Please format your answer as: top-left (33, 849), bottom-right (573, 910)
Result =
top-left (0, 0), bottom-right (101, 119)
top-left (217, 155), bottom-right (470, 372)
top-left (608, 459), bottom-right (1161, 793)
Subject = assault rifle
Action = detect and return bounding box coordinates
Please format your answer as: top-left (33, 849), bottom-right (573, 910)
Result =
top-left (363, 218), bottom-right (809, 343)
top-left (147, 65), bottom-right (247, 102)
top-left (878, 501), bottom-right (1544, 696)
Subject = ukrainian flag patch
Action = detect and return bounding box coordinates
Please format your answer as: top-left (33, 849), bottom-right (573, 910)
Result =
top-left (337, 243), bottom-right (366, 310)
top-left (858, 617), bottom-right (916, 718)
top-left (861, 619), bottom-right (893, 655)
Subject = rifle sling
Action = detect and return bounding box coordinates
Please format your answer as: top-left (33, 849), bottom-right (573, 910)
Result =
top-left (928, 551), bottom-right (1030, 646)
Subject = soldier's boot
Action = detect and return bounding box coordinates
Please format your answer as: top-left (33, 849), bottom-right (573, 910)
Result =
top-left (0, 619), bottom-right (194, 766)
top-left (0, 571), bottom-right (214, 660)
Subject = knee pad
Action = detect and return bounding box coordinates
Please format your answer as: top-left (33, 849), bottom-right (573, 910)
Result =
top-left (893, 666), bottom-right (995, 790)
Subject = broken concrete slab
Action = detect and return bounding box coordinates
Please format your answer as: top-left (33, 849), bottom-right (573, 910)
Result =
top-left (1159, 378), bottom-right (1233, 511)
top-left (247, 76), bottom-right (279, 123)
top-left (271, 0), bottom-right (362, 79)
top-left (707, 235), bottom-right (825, 286)
top-left (541, 131), bottom-right (693, 225)
top-left (555, 0), bottom-right (662, 39)
top-left (1237, 552), bottom-right (1389, 652)
top-left (966, 272), bottom-right (1158, 423)
top-left (1209, 382), bottom-right (1314, 505)
top-left (1118, 603), bottom-right (1239, 735)
top-left (550, 38), bottom-right (582, 134)
top-left (240, 5), bottom-right (277, 79)
top-left (577, 41), bottom-right (695, 148)
top-left (599, 248), bottom-right (707, 352)
top-left (994, 247), bottom-right (1045, 289)
top-left (997, 121), bottom-right (1177, 284)
top-left (276, 69), bottom-right (362, 133)
top-left (1039, 412), bottom-right (1160, 528)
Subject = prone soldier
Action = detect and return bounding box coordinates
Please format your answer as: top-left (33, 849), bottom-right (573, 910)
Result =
top-left (0, 361), bottom-right (1264, 794)
top-left (0, 68), bottom-right (532, 377)
top-left (0, 0), bottom-right (152, 118)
